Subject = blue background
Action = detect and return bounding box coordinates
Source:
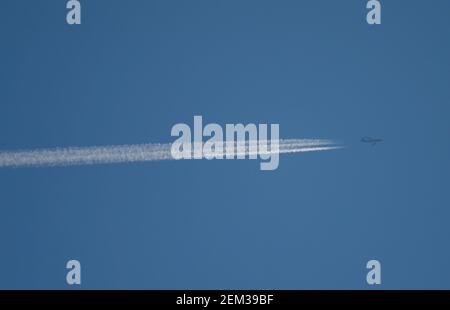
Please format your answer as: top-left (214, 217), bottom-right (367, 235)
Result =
top-left (1, 0), bottom-right (449, 289)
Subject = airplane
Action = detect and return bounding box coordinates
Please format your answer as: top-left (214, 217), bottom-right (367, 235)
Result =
top-left (361, 137), bottom-right (383, 146)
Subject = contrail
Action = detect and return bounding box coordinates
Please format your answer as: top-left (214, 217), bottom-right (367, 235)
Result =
top-left (0, 139), bottom-right (343, 168)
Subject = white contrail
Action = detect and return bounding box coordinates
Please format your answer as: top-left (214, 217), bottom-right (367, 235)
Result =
top-left (0, 139), bottom-right (343, 168)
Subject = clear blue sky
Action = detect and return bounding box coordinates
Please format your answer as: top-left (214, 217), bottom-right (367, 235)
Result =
top-left (1, 0), bottom-right (450, 289)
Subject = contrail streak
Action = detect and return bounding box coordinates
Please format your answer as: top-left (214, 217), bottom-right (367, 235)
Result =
top-left (0, 139), bottom-right (343, 168)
